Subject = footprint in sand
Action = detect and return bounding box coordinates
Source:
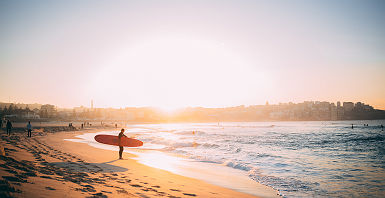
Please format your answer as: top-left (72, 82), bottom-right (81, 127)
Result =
top-left (0, 179), bottom-right (22, 194)
top-left (135, 192), bottom-right (150, 198)
top-left (2, 176), bottom-right (26, 183)
top-left (156, 191), bottom-right (166, 196)
top-left (117, 189), bottom-right (128, 194)
top-left (4, 169), bottom-right (17, 174)
top-left (0, 164), bottom-right (8, 169)
top-left (145, 187), bottom-right (158, 193)
top-left (183, 193), bottom-right (197, 196)
top-left (22, 171), bottom-right (37, 177)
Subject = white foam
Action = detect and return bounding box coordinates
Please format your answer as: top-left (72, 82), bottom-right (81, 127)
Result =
top-left (65, 130), bottom-right (279, 197)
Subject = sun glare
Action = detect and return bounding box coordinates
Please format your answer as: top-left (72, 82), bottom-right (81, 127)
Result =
top-left (87, 36), bottom-right (271, 108)
top-left (157, 105), bottom-right (182, 114)
top-left (135, 151), bottom-right (183, 173)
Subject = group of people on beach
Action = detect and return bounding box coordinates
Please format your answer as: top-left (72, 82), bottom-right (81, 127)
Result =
top-left (1, 120), bottom-right (128, 159)
top-left (0, 120), bottom-right (14, 135)
top-left (0, 120), bottom-right (33, 137)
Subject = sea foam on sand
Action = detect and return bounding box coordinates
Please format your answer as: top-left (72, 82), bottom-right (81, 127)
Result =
top-left (65, 130), bottom-right (279, 197)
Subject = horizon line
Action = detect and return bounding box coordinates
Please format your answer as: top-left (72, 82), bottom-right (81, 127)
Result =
top-left (0, 100), bottom-right (382, 111)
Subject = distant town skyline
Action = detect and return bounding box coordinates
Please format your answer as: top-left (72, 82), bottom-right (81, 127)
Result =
top-left (1, 100), bottom-right (384, 122)
top-left (1, 1), bottom-right (384, 110)
top-left (0, 99), bottom-right (384, 111)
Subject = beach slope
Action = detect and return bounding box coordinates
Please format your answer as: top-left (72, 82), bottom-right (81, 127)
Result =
top-left (0, 129), bottom-right (279, 198)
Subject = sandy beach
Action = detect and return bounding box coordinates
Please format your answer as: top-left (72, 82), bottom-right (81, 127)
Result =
top-left (0, 126), bottom-right (279, 198)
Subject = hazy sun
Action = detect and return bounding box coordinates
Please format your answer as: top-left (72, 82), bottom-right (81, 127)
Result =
top-left (87, 35), bottom-right (270, 109)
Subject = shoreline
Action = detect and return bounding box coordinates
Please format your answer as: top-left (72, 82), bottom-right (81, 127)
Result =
top-left (0, 127), bottom-right (280, 198)
top-left (66, 129), bottom-right (280, 197)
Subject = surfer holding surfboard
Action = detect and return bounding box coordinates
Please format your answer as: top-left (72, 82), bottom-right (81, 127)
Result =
top-left (118, 129), bottom-right (126, 159)
top-left (94, 129), bottom-right (143, 159)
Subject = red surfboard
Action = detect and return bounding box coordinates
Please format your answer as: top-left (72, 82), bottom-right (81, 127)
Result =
top-left (94, 135), bottom-right (143, 147)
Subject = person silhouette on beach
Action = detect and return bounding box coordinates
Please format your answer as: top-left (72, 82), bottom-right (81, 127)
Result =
top-left (6, 120), bottom-right (12, 135)
top-left (118, 128), bottom-right (127, 159)
top-left (27, 121), bottom-right (32, 137)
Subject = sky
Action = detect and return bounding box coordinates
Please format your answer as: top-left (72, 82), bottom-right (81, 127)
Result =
top-left (1, 0), bottom-right (384, 110)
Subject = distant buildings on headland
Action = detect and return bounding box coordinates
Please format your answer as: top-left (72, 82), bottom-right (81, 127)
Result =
top-left (0, 101), bottom-right (384, 122)
top-left (263, 101), bottom-right (377, 121)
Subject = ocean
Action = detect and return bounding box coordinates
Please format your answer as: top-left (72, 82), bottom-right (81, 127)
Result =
top-left (68, 120), bottom-right (385, 197)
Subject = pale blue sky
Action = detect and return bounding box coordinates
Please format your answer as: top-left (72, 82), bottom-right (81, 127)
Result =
top-left (1, 0), bottom-right (384, 109)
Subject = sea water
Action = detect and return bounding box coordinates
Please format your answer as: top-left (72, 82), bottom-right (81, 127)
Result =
top-left (69, 120), bottom-right (385, 197)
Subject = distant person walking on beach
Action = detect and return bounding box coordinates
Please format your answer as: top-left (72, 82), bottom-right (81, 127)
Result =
top-left (6, 120), bottom-right (12, 135)
top-left (27, 121), bottom-right (32, 137)
top-left (118, 128), bottom-right (126, 159)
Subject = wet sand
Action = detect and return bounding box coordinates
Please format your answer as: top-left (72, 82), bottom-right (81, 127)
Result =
top-left (0, 127), bottom-right (279, 198)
